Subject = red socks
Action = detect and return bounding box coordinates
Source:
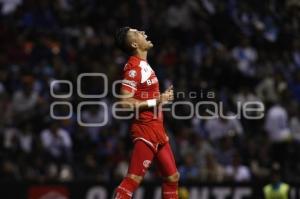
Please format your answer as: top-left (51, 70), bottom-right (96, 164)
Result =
top-left (162, 181), bottom-right (179, 199)
top-left (114, 177), bottom-right (178, 199)
top-left (114, 177), bottom-right (139, 199)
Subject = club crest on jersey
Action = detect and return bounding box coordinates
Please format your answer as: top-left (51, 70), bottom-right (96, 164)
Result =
top-left (129, 70), bottom-right (137, 78)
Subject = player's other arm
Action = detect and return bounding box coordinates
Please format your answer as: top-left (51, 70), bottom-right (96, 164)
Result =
top-left (119, 85), bottom-right (174, 110)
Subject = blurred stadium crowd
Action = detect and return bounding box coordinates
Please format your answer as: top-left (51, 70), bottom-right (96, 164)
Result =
top-left (0, 0), bottom-right (300, 183)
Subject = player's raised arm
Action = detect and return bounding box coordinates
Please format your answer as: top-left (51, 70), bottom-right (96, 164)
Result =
top-left (118, 85), bottom-right (174, 110)
top-left (118, 88), bottom-right (149, 110)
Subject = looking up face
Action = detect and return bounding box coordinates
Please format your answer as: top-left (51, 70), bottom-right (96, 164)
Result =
top-left (127, 28), bottom-right (153, 52)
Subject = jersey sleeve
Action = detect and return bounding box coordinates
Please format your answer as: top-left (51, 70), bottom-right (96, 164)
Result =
top-left (121, 66), bottom-right (141, 94)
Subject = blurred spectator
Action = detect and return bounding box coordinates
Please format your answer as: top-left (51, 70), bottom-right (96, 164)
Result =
top-left (225, 153), bottom-right (251, 182)
top-left (81, 101), bottom-right (112, 142)
top-left (290, 109), bottom-right (300, 142)
top-left (0, 160), bottom-right (21, 180)
top-left (215, 136), bottom-right (236, 166)
top-left (204, 115), bottom-right (243, 141)
top-left (265, 103), bottom-right (291, 167)
top-left (200, 153), bottom-right (225, 182)
top-left (178, 153), bottom-right (199, 181)
top-left (289, 70), bottom-right (300, 102)
top-left (232, 37), bottom-right (257, 76)
top-left (256, 73), bottom-right (287, 104)
top-left (265, 103), bottom-right (291, 142)
top-left (263, 163), bottom-right (290, 199)
top-left (194, 136), bottom-right (214, 167)
top-left (18, 122), bottom-right (34, 154)
top-left (40, 121), bottom-right (72, 163)
top-left (81, 105), bottom-right (105, 142)
top-left (0, 0), bottom-right (22, 15)
top-left (165, 1), bottom-right (194, 30)
top-left (11, 75), bottom-right (40, 123)
top-left (114, 160), bottom-right (128, 180)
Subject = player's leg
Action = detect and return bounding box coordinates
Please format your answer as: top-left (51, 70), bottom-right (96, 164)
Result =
top-left (156, 143), bottom-right (179, 199)
top-left (114, 140), bottom-right (155, 199)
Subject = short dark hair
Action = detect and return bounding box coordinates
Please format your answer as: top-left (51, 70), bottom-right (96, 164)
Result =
top-left (115, 27), bottom-right (131, 53)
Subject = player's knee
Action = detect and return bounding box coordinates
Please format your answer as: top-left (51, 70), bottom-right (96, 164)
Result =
top-left (164, 172), bottom-right (180, 183)
top-left (127, 173), bottom-right (143, 184)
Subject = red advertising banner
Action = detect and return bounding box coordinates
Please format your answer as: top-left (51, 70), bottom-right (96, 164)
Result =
top-left (28, 186), bottom-right (69, 199)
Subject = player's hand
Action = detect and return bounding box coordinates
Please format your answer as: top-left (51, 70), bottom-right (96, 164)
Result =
top-left (158, 85), bottom-right (174, 104)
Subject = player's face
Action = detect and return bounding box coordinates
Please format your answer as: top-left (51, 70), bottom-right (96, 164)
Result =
top-left (127, 28), bottom-right (153, 51)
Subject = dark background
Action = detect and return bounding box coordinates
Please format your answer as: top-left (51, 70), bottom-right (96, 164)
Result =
top-left (0, 0), bottom-right (300, 192)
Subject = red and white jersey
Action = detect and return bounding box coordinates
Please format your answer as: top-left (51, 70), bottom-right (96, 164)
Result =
top-left (121, 56), bottom-right (169, 146)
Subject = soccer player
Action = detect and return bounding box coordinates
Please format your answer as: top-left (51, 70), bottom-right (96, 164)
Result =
top-left (114, 27), bottom-right (179, 199)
